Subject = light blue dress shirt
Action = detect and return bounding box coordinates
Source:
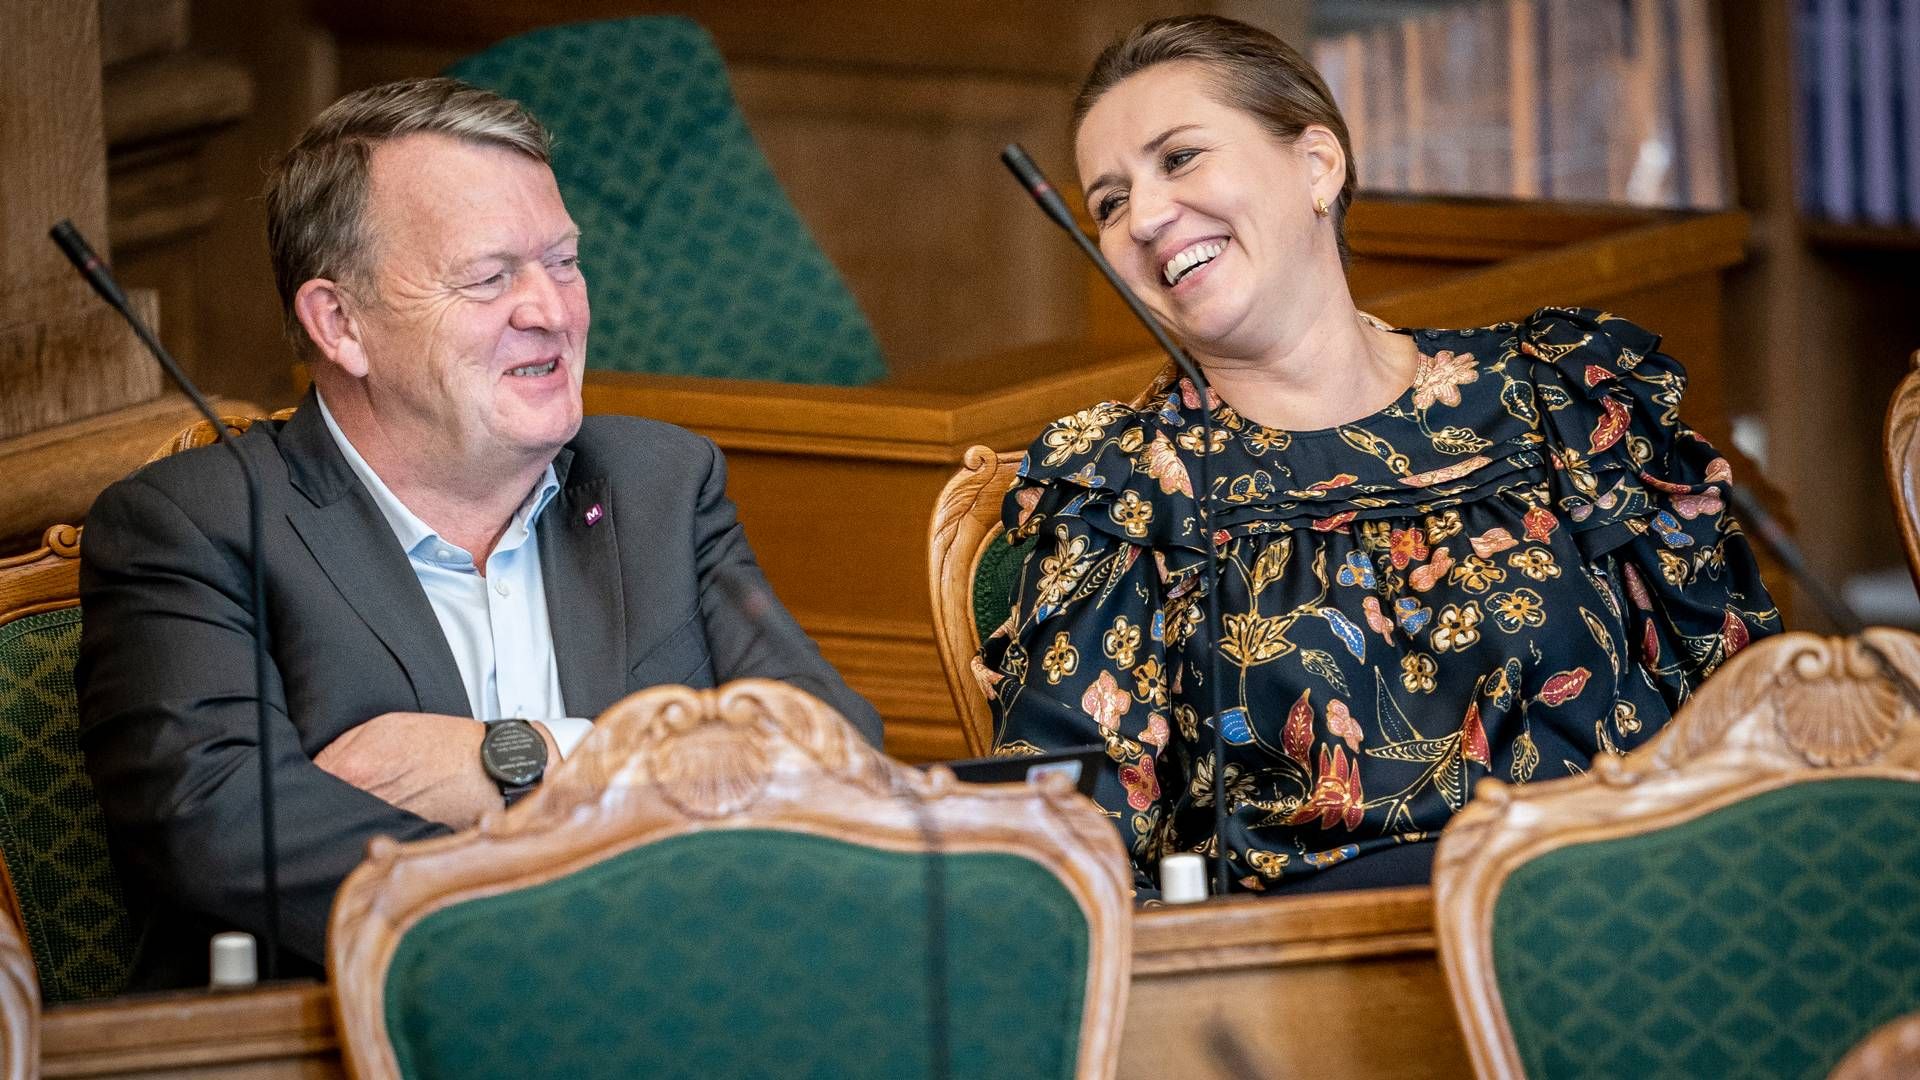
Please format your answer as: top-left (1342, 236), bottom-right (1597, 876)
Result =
top-left (315, 393), bottom-right (593, 758)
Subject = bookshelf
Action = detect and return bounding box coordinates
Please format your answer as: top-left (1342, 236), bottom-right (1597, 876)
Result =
top-left (1720, 0), bottom-right (1920, 629)
top-left (1803, 221), bottom-right (1920, 251)
top-left (1314, 0), bottom-right (1732, 210)
top-left (1793, 0), bottom-right (1920, 231)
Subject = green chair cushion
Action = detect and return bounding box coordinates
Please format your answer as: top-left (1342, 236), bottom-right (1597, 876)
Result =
top-left (384, 828), bottom-right (1089, 1080)
top-left (446, 17), bottom-right (888, 387)
top-left (0, 608), bottom-right (137, 1003)
top-left (1492, 777), bottom-right (1920, 1079)
top-left (973, 530), bottom-right (1035, 650)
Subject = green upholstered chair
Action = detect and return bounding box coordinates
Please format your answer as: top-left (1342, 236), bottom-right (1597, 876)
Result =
top-left (329, 679), bottom-right (1131, 1080)
top-left (929, 376), bottom-right (1173, 755)
top-left (0, 525), bottom-right (139, 1005)
top-left (929, 447), bottom-right (1036, 757)
top-left (1434, 628), bottom-right (1920, 1080)
top-left (444, 17), bottom-right (887, 386)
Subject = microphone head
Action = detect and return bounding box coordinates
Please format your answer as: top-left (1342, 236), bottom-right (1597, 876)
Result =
top-left (1000, 144), bottom-right (1044, 189)
top-left (47, 218), bottom-right (129, 310)
top-left (1000, 143), bottom-right (1080, 233)
top-left (49, 219), bottom-right (97, 270)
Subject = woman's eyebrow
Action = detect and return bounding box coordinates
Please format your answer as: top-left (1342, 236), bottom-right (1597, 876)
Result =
top-left (1085, 124), bottom-right (1206, 198)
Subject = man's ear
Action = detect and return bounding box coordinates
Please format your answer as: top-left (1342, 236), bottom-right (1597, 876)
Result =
top-left (293, 278), bottom-right (370, 378)
top-left (1296, 124), bottom-right (1347, 207)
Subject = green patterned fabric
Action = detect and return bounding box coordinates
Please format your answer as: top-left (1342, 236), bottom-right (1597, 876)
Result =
top-left (1492, 777), bottom-right (1920, 1079)
top-left (446, 18), bottom-right (887, 386)
top-left (972, 530), bottom-right (1035, 650)
top-left (0, 608), bottom-right (137, 1003)
top-left (384, 828), bottom-right (1089, 1080)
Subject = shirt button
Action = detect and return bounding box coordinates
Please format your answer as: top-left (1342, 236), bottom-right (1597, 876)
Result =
top-left (495, 580), bottom-right (511, 597)
top-left (437, 548), bottom-right (454, 561)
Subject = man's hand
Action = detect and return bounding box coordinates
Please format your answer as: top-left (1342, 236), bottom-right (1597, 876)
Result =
top-left (315, 713), bottom-right (558, 829)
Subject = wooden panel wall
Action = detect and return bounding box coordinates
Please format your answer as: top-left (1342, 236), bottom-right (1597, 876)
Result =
top-left (0, 2), bottom-right (265, 551)
top-left (0, 1), bottom-right (161, 442)
top-left (155, 0), bottom-right (1311, 408)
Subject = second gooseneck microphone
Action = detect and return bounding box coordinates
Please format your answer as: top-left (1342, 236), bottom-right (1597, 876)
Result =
top-left (1001, 144), bottom-right (1234, 897)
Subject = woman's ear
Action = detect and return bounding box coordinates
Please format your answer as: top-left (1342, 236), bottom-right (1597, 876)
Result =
top-left (1296, 123), bottom-right (1348, 207)
top-left (293, 278), bottom-right (370, 379)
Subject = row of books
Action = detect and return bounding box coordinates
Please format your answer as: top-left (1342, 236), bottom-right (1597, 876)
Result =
top-left (1312, 0), bottom-right (1729, 209)
top-left (1797, 0), bottom-right (1920, 226)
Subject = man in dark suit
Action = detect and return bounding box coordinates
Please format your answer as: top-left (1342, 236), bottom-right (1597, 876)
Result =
top-left (76, 77), bottom-right (882, 985)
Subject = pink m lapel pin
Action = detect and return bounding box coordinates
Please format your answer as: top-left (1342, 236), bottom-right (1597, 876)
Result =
top-left (584, 503), bottom-right (604, 527)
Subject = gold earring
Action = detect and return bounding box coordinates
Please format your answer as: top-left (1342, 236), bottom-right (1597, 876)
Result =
top-left (1314, 196), bottom-right (1329, 217)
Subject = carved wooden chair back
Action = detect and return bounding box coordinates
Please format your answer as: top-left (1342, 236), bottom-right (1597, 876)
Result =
top-left (927, 376), bottom-right (1191, 756)
top-left (145, 408), bottom-right (298, 463)
top-left (928, 446), bottom-right (1028, 756)
top-left (0, 905), bottom-right (34, 1080)
top-left (329, 679), bottom-right (1133, 1080)
top-left (1883, 350), bottom-right (1920, 593)
top-left (1434, 629), bottom-right (1920, 1079)
top-left (1830, 1010), bottom-right (1920, 1080)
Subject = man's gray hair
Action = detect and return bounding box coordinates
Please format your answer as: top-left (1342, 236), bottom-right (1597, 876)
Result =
top-left (265, 77), bottom-right (552, 349)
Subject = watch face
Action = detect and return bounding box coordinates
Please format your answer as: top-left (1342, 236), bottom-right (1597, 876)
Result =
top-left (482, 721), bottom-right (548, 786)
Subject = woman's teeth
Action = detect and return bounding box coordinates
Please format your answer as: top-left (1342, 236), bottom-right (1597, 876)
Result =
top-left (507, 359), bottom-right (558, 377)
top-left (1164, 240), bottom-right (1226, 285)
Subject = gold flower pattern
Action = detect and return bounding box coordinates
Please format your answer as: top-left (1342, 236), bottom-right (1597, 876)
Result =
top-left (1102, 616), bottom-right (1141, 667)
top-left (1401, 652), bottom-right (1438, 694)
top-left (1433, 602), bottom-right (1483, 652)
top-left (1508, 547), bottom-right (1562, 580)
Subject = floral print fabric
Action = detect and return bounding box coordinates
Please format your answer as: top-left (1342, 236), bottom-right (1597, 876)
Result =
top-left (978, 308), bottom-right (1780, 895)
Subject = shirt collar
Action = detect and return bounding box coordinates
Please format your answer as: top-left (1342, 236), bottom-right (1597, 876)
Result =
top-left (314, 390), bottom-right (560, 560)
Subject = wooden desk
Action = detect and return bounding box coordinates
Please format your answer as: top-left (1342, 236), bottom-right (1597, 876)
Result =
top-left (41, 890), bottom-right (1464, 1079)
top-left (42, 983), bottom-right (335, 1078)
top-left (1127, 889), bottom-right (1467, 1080)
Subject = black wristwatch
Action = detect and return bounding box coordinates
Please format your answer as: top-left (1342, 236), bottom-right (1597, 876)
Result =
top-left (480, 719), bottom-right (549, 806)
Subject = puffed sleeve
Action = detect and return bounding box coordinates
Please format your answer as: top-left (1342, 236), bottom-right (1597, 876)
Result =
top-left (1515, 308), bottom-right (1781, 699)
top-left (977, 402), bottom-right (1196, 892)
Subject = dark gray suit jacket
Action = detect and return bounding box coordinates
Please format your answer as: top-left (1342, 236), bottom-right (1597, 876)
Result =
top-left (76, 395), bottom-right (881, 983)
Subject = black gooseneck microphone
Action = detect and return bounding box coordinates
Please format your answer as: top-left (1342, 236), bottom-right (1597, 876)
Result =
top-left (50, 220), bottom-right (281, 979)
top-left (1001, 144), bottom-right (1234, 896)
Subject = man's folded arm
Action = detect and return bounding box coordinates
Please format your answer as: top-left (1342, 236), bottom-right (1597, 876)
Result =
top-left (77, 474), bottom-right (451, 963)
top-left (687, 437), bottom-right (886, 747)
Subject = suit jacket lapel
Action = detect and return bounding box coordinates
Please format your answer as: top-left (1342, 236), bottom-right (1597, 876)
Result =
top-left (279, 392), bottom-right (472, 717)
top-left (540, 448), bottom-right (627, 718)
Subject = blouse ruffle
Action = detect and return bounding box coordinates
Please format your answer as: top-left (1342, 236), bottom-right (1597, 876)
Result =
top-left (1012, 309), bottom-right (1739, 604)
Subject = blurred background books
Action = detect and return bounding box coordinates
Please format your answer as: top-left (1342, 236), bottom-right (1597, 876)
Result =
top-left (1796, 0), bottom-right (1920, 227)
top-left (1314, 0), bottom-right (1732, 210)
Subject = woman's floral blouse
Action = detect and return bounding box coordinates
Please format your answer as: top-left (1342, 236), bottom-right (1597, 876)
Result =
top-left (977, 308), bottom-right (1781, 895)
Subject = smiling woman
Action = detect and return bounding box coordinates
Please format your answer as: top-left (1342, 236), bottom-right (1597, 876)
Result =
top-left (975, 15), bottom-right (1782, 900)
